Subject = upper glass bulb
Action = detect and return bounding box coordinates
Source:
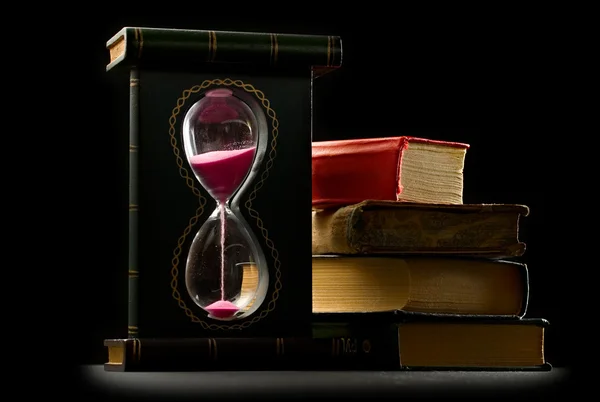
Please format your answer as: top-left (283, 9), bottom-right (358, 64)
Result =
top-left (182, 88), bottom-right (259, 203)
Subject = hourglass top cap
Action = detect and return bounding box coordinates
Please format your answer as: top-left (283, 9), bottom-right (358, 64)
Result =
top-left (206, 88), bottom-right (233, 98)
top-left (198, 88), bottom-right (238, 124)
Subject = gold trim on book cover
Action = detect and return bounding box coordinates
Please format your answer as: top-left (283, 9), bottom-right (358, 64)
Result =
top-left (135, 28), bottom-right (144, 59)
top-left (168, 78), bottom-right (282, 331)
top-left (129, 204), bottom-right (138, 211)
top-left (327, 36), bottom-right (332, 67)
top-left (129, 144), bottom-right (138, 151)
top-left (270, 34), bottom-right (279, 65)
top-left (207, 31), bottom-right (217, 62)
top-left (129, 338), bottom-right (141, 363)
top-left (207, 338), bottom-right (218, 360)
top-left (128, 270), bottom-right (139, 277)
top-left (276, 338), bottom-right (285, 355)
top-left (130, 78), bottom-right (139, 87)
top-left (206, 31), bottom-right (212, 61)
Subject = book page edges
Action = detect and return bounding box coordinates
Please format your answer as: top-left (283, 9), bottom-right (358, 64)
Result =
top-left (106, 27), bottom-right (129, 71)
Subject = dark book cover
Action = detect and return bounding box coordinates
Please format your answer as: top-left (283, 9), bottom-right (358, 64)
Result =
top-left (106, 27), bottom-right (342, 341)
top-left (312, 312), bottom-right (551, 372)
top-left (104, 312), bottom-right (550, 372)
top-left (106, 27), bottom-right (342, 77)
top-left (312, 200), bottom-right (529, 258)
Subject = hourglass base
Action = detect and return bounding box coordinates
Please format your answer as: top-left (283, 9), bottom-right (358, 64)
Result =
top-left (204, 300), bottom-right (240, 319)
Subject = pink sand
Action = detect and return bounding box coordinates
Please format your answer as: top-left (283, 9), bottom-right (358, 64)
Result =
top-left (219, 204), bottom-right (226, 303)
top-left (204, 300), bottom-right (240, 319)
top-left (190, 147), bottom-right (256, 202)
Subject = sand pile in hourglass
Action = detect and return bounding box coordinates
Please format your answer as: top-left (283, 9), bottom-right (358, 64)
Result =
top-left (182, 88), bottom-right (266, 320)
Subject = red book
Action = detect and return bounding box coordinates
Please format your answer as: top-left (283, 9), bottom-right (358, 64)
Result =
top-left (312, 136), bottom-right (470, 209)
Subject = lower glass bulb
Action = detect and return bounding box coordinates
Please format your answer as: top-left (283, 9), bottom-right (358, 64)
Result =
top-left (185, 204), bottom-right (267, 320)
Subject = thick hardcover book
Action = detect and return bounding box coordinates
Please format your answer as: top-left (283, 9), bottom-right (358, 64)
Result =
top-left (312, 136), bottom-right (469, 209)
top-left (311, 256), bottom-right (529, 317)
top-left (107, 27), bottom-right (342, 77)
top-left (106, 27), bottom-right (342, 340)
top-left (312, 200), bottom-right (529, 258)
top-left (104, 313), bottom-right (550, 371)
top-left (314, 312), bottom-right (551, 371)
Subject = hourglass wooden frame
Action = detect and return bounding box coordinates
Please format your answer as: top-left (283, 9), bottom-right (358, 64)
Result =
top-left (169, 79), bottom-right (281, 330)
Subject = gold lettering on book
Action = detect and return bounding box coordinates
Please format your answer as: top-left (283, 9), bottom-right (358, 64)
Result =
top-left (332, 338), bottom-right (358, 356)
top-left (362, 339), bottom-right (371, 353)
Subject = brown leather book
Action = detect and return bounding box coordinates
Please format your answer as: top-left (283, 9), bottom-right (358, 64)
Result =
top-left (312, 200), bottom-right (529, 258)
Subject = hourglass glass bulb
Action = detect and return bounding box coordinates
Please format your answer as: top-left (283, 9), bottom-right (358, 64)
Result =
top-left (186, 89), bottom-right (257, 204)
top-left (182, 88), bottom-right (268, 321)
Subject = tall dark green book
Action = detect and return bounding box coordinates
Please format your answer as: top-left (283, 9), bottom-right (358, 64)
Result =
top-left (105, 27), bottom-right (342, 340)
top-left (104, 313), bottom-right (551, 371)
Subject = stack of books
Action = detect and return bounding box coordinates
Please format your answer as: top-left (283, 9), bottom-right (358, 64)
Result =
top-left (104, 135), bottom-right (550, 372)
top-left (309, 136), bottom-right (551, 371)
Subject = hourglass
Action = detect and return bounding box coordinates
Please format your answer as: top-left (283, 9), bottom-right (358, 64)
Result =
top-left (182, 88), bottom-right (268, 321)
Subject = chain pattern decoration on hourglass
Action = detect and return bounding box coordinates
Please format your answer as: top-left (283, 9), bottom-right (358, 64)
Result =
top-left (168, 78), bottom-right (282, 331)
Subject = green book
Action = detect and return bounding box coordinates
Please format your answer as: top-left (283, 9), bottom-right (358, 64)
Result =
top-left (104, 313), bottom-right (550, 371)
top-left (107, 27), bottom-right (342, 76)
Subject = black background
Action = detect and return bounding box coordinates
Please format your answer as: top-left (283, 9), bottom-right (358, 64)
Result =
top-left (70, 8), bottom-right (577, 374)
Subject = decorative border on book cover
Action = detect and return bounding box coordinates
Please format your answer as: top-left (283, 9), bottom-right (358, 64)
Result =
top-left (168, 78), bottom-right (282, 330)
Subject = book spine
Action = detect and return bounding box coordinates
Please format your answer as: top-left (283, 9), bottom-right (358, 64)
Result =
top-left (311, 206), bottom-right (358, 255)
top-left (517, 263), bottom-right (530, 318)
top-left (127, 69), bottom-right (139, 338)
top-left (311, 137), bottom-right (405, 208)
top-left (312, 206), bottom-right (526, 258)
top-left (105, 336), bottom-right (398, 371)
top-left (108, 27), bottom-right (342, 72)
